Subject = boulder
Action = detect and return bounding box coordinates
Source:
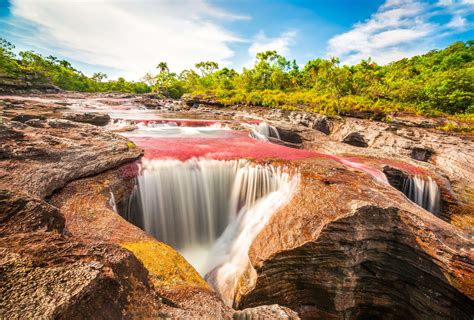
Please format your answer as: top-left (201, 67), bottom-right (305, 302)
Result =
top-left (313, 116), bottom-right (330, 135)
top-left (181, 93), bottom-right (225, 108)
top-left (62, 112), bottom-right (111, 126)
top-left (410, 146), bottom-right (433, 162)
top-left (342, 132), bottom-right (368, 147)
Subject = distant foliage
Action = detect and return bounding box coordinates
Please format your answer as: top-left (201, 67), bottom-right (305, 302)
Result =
top-left (1, 38), bottom-right (473, 115)
top-left (0, 38), bottom-right (151, 93)
top-left (157, 41), bottom-right (472, 116)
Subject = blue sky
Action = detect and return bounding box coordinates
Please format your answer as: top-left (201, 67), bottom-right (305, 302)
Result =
top-left (0, 0), bottom-right (472, 79)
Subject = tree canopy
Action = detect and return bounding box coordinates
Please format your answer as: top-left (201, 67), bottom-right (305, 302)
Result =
top-left (1, 38), bottom-right (472, 116)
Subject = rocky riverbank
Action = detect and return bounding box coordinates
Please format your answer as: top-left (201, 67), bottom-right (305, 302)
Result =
top-left (1, 92), bottom-right (472, 319)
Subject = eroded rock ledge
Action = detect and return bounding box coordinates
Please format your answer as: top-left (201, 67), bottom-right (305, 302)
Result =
top-left (232, 159), bottom-right (474, 319)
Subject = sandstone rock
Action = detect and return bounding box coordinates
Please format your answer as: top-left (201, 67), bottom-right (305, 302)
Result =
top-left (233, 304), bottom-right (300, 319)
top-left (0, 190), bottom-right (162, 319)
top-left (182, 93), bottom-right (225, 108)
top-left (342, 132), bottom-right (368, 147)
top-left (62, 112), bottom-right (111, 126)
top-left (231, 159), bottom-right (474, 319)
top-left (0, 119), bottom-right (142, 198)
top-left (0, 72), bottom-right (60, 94)
top-left (312, 116), bottom-right (330, 135)
top-left (24, 118), bottom-right (46, 128)
top-left (410, 146), bottom-right (433, 162)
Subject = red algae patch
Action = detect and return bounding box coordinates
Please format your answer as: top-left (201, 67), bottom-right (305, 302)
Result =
top-left (127, 130), bottom-right (387, 182)
top-left (129, 132), bottom-right (317, 161)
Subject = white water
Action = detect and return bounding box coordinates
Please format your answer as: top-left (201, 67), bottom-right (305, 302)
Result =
top-left (402, 175), bottom-right (441, 214)
top-left (247, 122), bottom-right (281, 141)
top-left (130, 158), bottom-right (293, 272)
top-left (205, 171), bottom-right (298, 306)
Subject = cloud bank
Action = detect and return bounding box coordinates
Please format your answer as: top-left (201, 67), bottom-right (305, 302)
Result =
top-left (327, 0), bottom-right (473, 65)
top-left (9, 0), bottom-right (247, 79)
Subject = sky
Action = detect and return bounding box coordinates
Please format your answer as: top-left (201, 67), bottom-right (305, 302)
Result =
top-left (0, 0), bottom-right (472, 80)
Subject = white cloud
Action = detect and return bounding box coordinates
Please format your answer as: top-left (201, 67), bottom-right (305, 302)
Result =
top-left (447, 15), bottom-right (468, 28)
top-left (9, 0), bottom-right (248, 79)
top-left (437, 0), bottom-right (474, 6)
top-left (244, 30), bottom-right (297, 67)
top-left (327, 0), bottom-right (474, 65)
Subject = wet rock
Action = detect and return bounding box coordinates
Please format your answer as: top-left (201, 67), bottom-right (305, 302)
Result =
top-left (383, 166), bottom-right (409, 191)
top-left (0, 190), bottom-right (162, 319)
top-left (0, 111), bottom-right (231, 318)
top-left (48, 168), bottom-right (233, 319)
top-left (410, 146), bottom-right (433, 162)
top-left (231, 159), bottom-right (474, 319)
top-left (342, 132), bottom-right (368, 147)
top-left (24, 119), bottom-right (46, 128)
top-left (312, 116), bottom-right (330, 135)
top-left (0, 118), bottom-right (142, 198)
top-left (47, 119), bottom-right (78, 128)
top-left (233, 304), bottom-right (300, 319)
top-left (62, 112), bottom-right (110, 126)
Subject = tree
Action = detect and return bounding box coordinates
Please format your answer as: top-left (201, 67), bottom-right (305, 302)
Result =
top-left (195, 61), bottom-right (219, 76)
top-left (157, 61), bottom-right (169, 74)
top-left (0, 38), bottom-right (20, 74)
top-left (91, 72), bottom-right (107, 82)
top-left (141, 72), bottom-right (157, 86)
top-left (318, 57), bottom-right (351, 115)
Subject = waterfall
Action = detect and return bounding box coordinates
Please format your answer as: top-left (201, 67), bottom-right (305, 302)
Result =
top-left (109, 190), bottom-right (118, 212)
top-left (127, 158), bottom-right (292, 271)
top-left (402, 175), bottom-right (441, 214)
top-left (205, 171), bottom-right (298, 306)
top-left (248, 122), bottom-right (281, 141)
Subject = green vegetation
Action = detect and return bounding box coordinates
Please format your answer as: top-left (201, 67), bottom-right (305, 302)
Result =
top-left (0, 38), bottom-right (151, 93)
top-left (1, 38), bottom-right (473, 118)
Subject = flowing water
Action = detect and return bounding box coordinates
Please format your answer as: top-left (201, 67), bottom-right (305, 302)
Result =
top-left (402, 175), bottom-right (441, 214)
top-left (125, 158), bottom-right (292, 272)
top-left (34, 96), bottom-right (390, 303)
top-left (247, 122), bottom-right (281, 141)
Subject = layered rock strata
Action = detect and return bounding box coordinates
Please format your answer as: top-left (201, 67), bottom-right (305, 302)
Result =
top-left (232, 159), bottom-right (474, 319)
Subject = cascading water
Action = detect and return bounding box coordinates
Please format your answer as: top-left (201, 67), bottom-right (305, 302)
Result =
top-left (205, 171), bottom-right (298, 306)
top-left (126, 158), bottom-right (293, 272)
top-left (402, 175), bottom-right (441, 214)
top-left (248, 122), bottom-right (281, 141)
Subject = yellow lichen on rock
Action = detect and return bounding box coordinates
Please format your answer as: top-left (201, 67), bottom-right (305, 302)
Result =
top-left (121, 240), bottom-right (208, 289)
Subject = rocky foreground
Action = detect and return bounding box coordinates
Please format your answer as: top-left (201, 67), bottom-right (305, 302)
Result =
top-left (1, 92), bottom-right (473, 319)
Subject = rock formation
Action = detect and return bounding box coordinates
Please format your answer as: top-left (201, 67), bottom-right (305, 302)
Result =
top-left (0, 71), bottom-right (60, 94)
top-left (229, 159), bottom-right (474, 319)
top-left (1, 92), bottom-right (472, 319)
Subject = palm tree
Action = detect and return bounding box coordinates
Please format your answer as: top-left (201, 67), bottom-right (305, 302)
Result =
top-left (157, 62), bottom-right (169, 74)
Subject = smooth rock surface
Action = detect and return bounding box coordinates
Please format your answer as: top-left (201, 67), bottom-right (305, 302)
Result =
top-left (231, 159), bottom-right (474, 319)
